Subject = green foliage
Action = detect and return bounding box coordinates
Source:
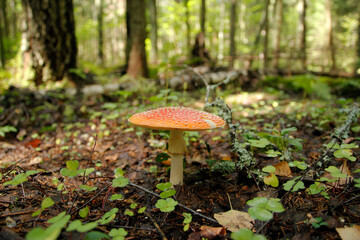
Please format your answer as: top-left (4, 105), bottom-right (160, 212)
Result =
top-left (283, 177), bottom-right (305, 192)
top-left (0, 125), bottom-right (17, 137)
top-left (60, 160), bottom-right (94, 178)
top-left (66, 220), bottom-right (98, 232)
top-left (97, 208), bottom-right (118, 225)
top-left (247, 197), bottom-right (285, 221)
top-left (79, 206), bottom-right (90, 218)
top-left (112, 176), bottom-right (129, 188)
top-left (307, 182), bottom-right (329, 199)
top-left (4, 170), bottom-right (41, 186)
top-left (26, 212), bottom-right (71, 240)
top-left (288, 161), bottom-right (308, 170)
top-left (182, 213), bottom-right (192, 231)
top-left (309, 217), bottom-right (328, 229)
top-left (110, 194), bottom-right (123, 201)
top-left (156, 182), bottom-right (176, 198)
top-left (231, 228), bottom-right (267, 240)
top-left (249, 138), bottom-right (271, 148)
top-left (262, 166), bottom-right (275, 173)
top-left (108, 228), bottom-right (128, 240)
top-left (155, 198), bottom-right (178, 213)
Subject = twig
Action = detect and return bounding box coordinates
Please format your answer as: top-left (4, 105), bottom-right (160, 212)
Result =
top-left (128, 182), bottom-right (218, 224)
top-left (143, 210), bottom-right (168, 240)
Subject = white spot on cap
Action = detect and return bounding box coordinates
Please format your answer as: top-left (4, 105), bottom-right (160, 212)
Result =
top-left (203, 119), bottom-right (216, 128)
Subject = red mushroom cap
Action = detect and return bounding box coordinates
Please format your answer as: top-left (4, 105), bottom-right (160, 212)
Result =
top-left (128, 107), bottom-right (225, 131)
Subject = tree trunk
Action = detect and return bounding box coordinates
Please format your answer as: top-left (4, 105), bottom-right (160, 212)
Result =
top-left (273, 0), bottom-right (282, 70)
top-left (97, 0), bottom-right (104, 65)
top-left (0, 16), bottom-right (4, 68)
top-left (148, 0), bottom-right (158, 64)
top-left (355, 11), bottom-right (360, 75)
top-left (263, 0), bottom-right (270, 70)
top-left (325, 0), bottom-right (335, 71)
top-left (229, 0), bottom-right (237, 69)
top-left (300, 0), bottom-right (307, 70)
top-left (126, 0), bottom-right (148, 78)
top-left (0, 0), bottom-right (9, 37)
top-left (22, 0), bottom-right (77, 85)
top-left (200, 0), bottom-right (206, 35)
top-left (184, 0), bottom-right (191, 59)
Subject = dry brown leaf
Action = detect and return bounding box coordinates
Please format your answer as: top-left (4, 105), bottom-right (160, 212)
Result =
top-left (188, 226), bottom-right (226, 240)
top-left (214, 209), bottom-right (254, 232)
top-left (321, 160), bottom-right (353, 187)
top-left (336, 225), bottom-right (360, 240)
top-left (104, 152), bottom-right (119, 162)
top-left (274, 161), bottom-right (292, 177)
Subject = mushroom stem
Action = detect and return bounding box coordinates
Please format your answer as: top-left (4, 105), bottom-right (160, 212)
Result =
top-left (170, 154), bottom-right (183, 185)
top-left (168, 129), bottom-right (187, 185)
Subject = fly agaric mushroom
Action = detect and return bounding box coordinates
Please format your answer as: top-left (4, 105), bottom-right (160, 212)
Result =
top-left (128, 107), bottom-right (225, 185)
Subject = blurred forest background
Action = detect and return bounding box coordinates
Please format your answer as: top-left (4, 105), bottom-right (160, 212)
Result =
top-left (0, 0), bottom-right (359, 88)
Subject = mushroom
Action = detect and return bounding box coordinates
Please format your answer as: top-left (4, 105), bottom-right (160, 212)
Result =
top-left (128, 107), bottom-right (225, 185)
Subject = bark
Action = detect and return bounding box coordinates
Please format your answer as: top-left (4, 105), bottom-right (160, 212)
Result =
top-left (22, 0), bottom-right (77, 85)
top-left (97, 0), bottom-right (104, 65)
top-left (300, 0), bottom-right (307, 70)
top-left (0, 17), bottom-right (4, 68)
top-left (126, 0), bottom-right (148, 78)
top-left (184, 0), bottom-right (191, 59)
top-left (325, 0), bottom-right (336, 71)
top-left (0, 0), bottom-right (9, 37)
top-left (355, 11), bottom-right (360, 75)
top-left (229, 0), bottom-right (237, 69)
top-left (200, 0), bottom-right (206, 35)
top-left (263, 0), bottom-right (270, 70)
top-left (148, 0), bottom-right (158, 64)
top-left (273, 0), bottom-right (282, 69)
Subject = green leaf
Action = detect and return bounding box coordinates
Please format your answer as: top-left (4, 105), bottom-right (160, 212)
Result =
top-left (26, 213), bottom-right (70, 240)
top-left (114, 168), bottom-right (124, 178)
top-left (248, 206), bottom-right (273, 221)
top-left (262, 166), bottom-right (276, 173)
top-left (325, 166), bottom-right (347, 178)
top-left (160, 189), bottom-right (176, 198)
top-left (287, 138), bottom-right (303, 151)
top-left (110, 194), bottom-right (123, 201)
top-left (130, 203), bottom-right (138, 209)
top-left (60, 168), bottom-right (81, 177)
top-left (42, 197), bottom-right (55, 210)
top-left (156, 182), bottom-right (173, 191)
top-left (79, 185), bottom-right (98, 192)
top-left (281, 127), bottom-right (297, 135)
top-left (265, 149), bottom-right (281, 157)
top-left (231, 228), bottom-right (267, 240)
top-left (112, 176), bottom-right (129, 188)
top-left (266, 198), bottom-right (285, 212)
top-left (283, 177), bottom-right (305, 192)
top-left (155, 198), bottom-right (178, 212)
top-left (288, 161), bottom-right (308, 170)
top-left (124, 209), bottom-right (134, 216)
top-left (66, 220), bottom-right (98, 232)
top-left (3, 173), bottom-right (28, 186)
top-left (32, 209), bottom-right (43, 217)
top-left (26, 170), bottom-right (41, 176)
top-left (138, 207), bottom-right (146, 214)
top-left (307, 182), bottom-right (326, 195)
top-left (183, 213), bottom-right (192, 224)
top-left (263, 173), bottom-right (279, 187)
top-left (66, 160), bottom-right (79, 171)
top-left (248, 138), bottom-right (270, 148)
top-left (109, 228), bottom-right (128, 240)
top-left (247, 197), bottom-right (268, 207)
top-left (79, 206), bottom-right (90, 218)
top-left (98, 208), bottom-right (118, 225)
top-left (334, 149), bottom-right (356, 161)
top-left (84, 231), bottom-right (110, 240)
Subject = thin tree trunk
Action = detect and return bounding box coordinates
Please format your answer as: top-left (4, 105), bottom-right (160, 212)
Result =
top-left (273, 0), bottom-right (282, 69)
top-left (148, 0), bottom-right (158, 64)
top-left (126, 0), bottom-right (148, 78)
top-left (325, 0), bottom-right (335, 71)
top-left (0, 17), bottom-right (4, 68)
top-left (0, 0), bottom-right (9, 37)
top-left (97, 0), bottom-right (104, 65)
top-left (355, 11), bottom-right (360, 75)
top-left (200, 0), bottom-right (205, 35)
top-left (184, 0), bottom-right (191, 59)
top-left (229, 0), bottom-right (237, 69)
top-left (263, 0), bottom-right (270, 70)
top-left (300, 0), bottom-right (307, 70)
top-left (22, 0), bottom-right (77, 85)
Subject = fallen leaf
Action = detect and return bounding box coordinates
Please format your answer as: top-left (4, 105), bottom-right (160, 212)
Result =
top-left (188, 226), bottom-right (226, 240)
top-left (264, 173), bottom-right (279, 187)
top-left (214, 209), bottom-right (254, 232)
top-left (161, 159), bottom-right (171, 166)
top-left (104, 152), bottom-right (119, 162)
top-left (25, 139), bottom-right (41, 148)
top-left (336, 225), bottom-right (360, 240)
top-left (274, 161), bottom-right (292, 177)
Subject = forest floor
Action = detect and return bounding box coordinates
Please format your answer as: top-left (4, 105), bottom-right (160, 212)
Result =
top-left (0, 79), bottom-right (359, 240)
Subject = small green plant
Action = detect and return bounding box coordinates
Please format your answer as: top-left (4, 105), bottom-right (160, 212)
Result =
top-left (247, 197), bottom-right (285, 221)
top-left (283, 176), bottom-right (305, 192)
top-left (60, 160), bottom-right (94, 178)
top-left (109, 228), bottom-right (128, 240)
top-left (262, 166), bottom-right (279, 187)
top-left (156, 182), bottom-right (176, 198)
top-left (326, 143), bottom-right (359, 162)
top-left (231, 228), bottom-right (267, 240)
top-left (288, 161), bottom-right (308, 170)
top-left (0, 125), bottom-right (17, 137)
top-left (307, 181), bottom-right (329, 199)
top-left (32, 197), bottom-right (55, 217)
top-left (308, 217), bottom-right (328, 229)
top-left (155, 198), bottom-right (178, 212)
top-left (79, 206), bottom-right (90, 218)
top-left (4, 170), bottom-right (41, 186)
top-left (182, 213), bottom-right (192, 231)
